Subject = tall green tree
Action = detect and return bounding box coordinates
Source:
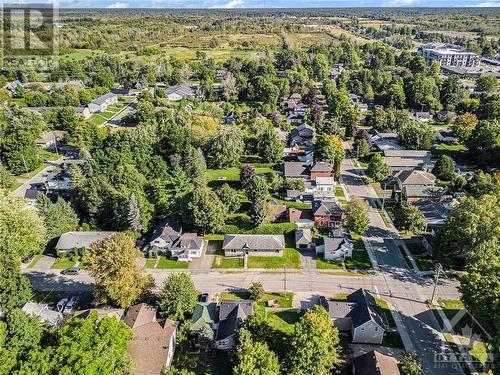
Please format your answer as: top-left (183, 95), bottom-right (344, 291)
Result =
top-left (346, 199), bottom-right (370, 234)
top-left (258, 128), bottom-right (283, 163)
top-left (233, 328), bottom-right (280, 375)
top-left (432, 155), bottom-right (455, 181)
top-left (315, 134), bottom-right (345, 178)
top-left (452, 113), bottom-right (478, 144)
top-left (394, 205), bottom-right (425, 233)
top-left (398, 121), bottom-right (435, 150)
top-left (0, 255), bottom-right (32, 312)
top-left (216, 183), bottom-right (241, 214)
top-left (87, 233), bottom-right (153, 308)
top-left (185, 187), bottom-right (225, 233)
top-left (159, 273), bottom-right (198, 321)
top-left (399, 353), bottom-right (423, 375)
top-left (206, 126), bottom-right (244, 168)
top-left (366, 153), bottom-right (391, 182)
top-left (0, 197), bottom-right (46, 259)
top-left (36, 196), bottom-right (79, 243)
top-left (287, 305), bottom-right (339, 375)
top-left (246, 177), bottom-right (268, 227)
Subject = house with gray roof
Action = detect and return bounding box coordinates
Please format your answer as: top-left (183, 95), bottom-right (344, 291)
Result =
top-left (315, 230), bottom-right (353, 261)
top-left (22, 302), bottom-right (63, 327)
top-left (353, 350), bottom-right (400, 375)
top-left (215, 300), bottom-right (254, 350)
top-left (55, 231), bottom-right (116, 256)
top-left (290, 124), bottom-right (315, 146)
top-left (145, 220), bottom-right (203, 261)
top-left (222, 234), bottom-right (285, 257)
top-left (295, 228), bottom-right (312, 249)
top-left (284, 161), bottom-right (310, 180)
top-left (323, 288), bottom-right (387, 344)
top-left (88, 92), bottom-right (118, 113)
top-left (312, 199), bottom-right (345, 228)
top-left (166, 84), bottom-right (195, 101)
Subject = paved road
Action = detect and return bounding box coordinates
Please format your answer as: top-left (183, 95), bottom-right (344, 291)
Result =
top-left (339, 143), bottom-right (464, 375)
top-left (107, 101), bottom-right (137, 127)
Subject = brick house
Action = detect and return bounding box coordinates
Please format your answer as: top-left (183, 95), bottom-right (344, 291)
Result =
top-left (312, 199), bottom-right (345, 228)
top-left (310, 162), bottom-right (333, 180)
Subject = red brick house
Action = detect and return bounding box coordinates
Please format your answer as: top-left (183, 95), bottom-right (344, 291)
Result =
top-left (310, 162), bottom-right (333, 180)
top-left (312, 199), bottom-right (345, 228)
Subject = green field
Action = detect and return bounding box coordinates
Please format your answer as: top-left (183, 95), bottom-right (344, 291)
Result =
top-left (248, 248), bottom-right (301, 269)
top-left (316, 258), bottom-right (344, 270)
top-left (144, 256), bottom-right (189, 269)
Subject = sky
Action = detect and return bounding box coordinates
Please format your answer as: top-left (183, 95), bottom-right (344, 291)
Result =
top-left (6, 0), bottom-right (500, 9)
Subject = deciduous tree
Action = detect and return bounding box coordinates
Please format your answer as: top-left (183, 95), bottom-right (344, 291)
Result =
top-left (246, 177), bottom-right (268, 227)
top-left (432, 155), bottom-right (455, 181)
top-left (87, 233), bottom-right (153, 308)
top-left (258, 127), bottom-right (284, 163)
top-left (346, 199), bottom-right (370, 234)
top-left (159, 273), bottom-right (198, 321)
top-left (234, 328), bottom-right (280, 375)
top-left (366, 153), bottom-right (391, 182)
top-left (185, 187), bottom-right (226, 233)
top-left (399, 353), bottom-right (422, 375)
top-left (394, 205), bottom-right (425, 233)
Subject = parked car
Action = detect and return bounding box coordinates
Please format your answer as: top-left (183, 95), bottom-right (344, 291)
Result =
top-left (61, 267), bottom-right (79, 275)
top-left (56, 298), bottom-right (68, 312)
top-left (318, 296), bottom-right (329, 310)
top-left (199, 293), bottom-right (209, 303)
top-left (63, 296), bottom-right (79, 314)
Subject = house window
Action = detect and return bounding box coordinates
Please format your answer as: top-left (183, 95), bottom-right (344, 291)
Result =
top-left (374, 327), bottom-right (378, 331)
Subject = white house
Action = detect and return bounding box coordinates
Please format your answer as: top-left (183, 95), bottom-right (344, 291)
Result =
top-left (295, 228), bottom-right (313, 249)
top-left (315, 176), bottom-right (335, 192)
top-left (88, 92), bottom-right (118, 113)
top-left (323, 288), bottom-right (387, 344)
top-left (166, 84), bottom-right (195, 101)
top-left (315, 230), bottom-right (353, 261)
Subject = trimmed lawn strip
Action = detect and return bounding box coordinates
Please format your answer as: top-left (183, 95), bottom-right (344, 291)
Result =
top-left (345, 250), bottom-right (372, 270)
top-left (375, 298), bottom-right (396, 327)
top-left (248, 248), bottom-right (300, 269)
top-left (26, 254), bottom-right (43, 269)
top-left (51, 258), bottom-right (76, 269)
top-left (316, 258), bottom-right (344, 270)
top-left (145, 258), bottom-right (156, 268)
top-left (157, 256), bottom-right (189, 269)
top-left (213, 256), bottom-right (244, 269)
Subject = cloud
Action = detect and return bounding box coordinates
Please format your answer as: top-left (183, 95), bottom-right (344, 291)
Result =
top-left (107, 1), bottom-right (129, 7)
top-left (217, 0), bottom-right (245, 8)
top-left (381, 0), bottom-right (419, 6)
top-left (473, 1), bottom-right (500, 5)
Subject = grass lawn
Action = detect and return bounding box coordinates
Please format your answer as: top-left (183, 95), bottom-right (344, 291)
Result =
top-left (344, 250), bottom-right (372, 270)
top-left (157, 256), bottom-right (189, 269)
top-left (435, 143), bottom-right (468, 152)
top-left (316, 258), bottom-right (344, 270)
top-left (335, 185), bottom-right (345, 198)
top-left (270, 196), bottom-right (311, 209)
top-left (248, 248), bottom-right (300, 269)
top-left (51, 258), bottom-right (76, 269)
top-left (17, 150), bottom-right (60, 179)
top-left (349, 231), bottom-right (365, 250)
top-left (26, 254), bottom-right (43, 269)
top-left (211, 239), bottom-right (244, 269)
top-left (145, 256), bottom-right (188, 269)
top-left (206, 164), bottom-right (277, 184)
top-left (264, 310), bottom-right (300, 334)
top-left (88, 101), bottom-right (130, 126)
top-left (375, 298), bottom-right (396, 327)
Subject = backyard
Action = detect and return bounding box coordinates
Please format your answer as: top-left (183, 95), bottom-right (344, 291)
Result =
top-left (88, 98), bottom-right (134, 126)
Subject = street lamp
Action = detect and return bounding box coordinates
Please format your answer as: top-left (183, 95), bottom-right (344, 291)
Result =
top-left (430, 263), bottom-right (443, 305)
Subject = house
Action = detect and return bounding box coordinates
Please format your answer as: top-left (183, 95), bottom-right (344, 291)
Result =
top-left (371, 131), bottom-right (403, 152)
top-left (324, 288), bottom-right (387, 344)
top-left (315, 230), bottom-right (353, 261)
top-left (394, 170), bottom-right (436, 190)
top-left (287, 112), bottom-right (304, 125)
top-left (88, 92), bottom-right (118, 113)
top-left (312, 199), bottom-right (344, 228)
top-left (145, 220), bottom-right (203, 261)
top-left (312, 190), bottom-right (336, 201)
top-left (352, 350), bottom-right (400, 375)
top-left (290, 124), bottom-right (315, 146)
top-left (280, 99), bottom-right (298, 112)
top-left (284, 161), bottom-right (310, 180)
top-left (315, 176), bottom-right (335, 191)
top-left (409, 111), bottom-right (432, 123)
top-left (383, 150), bottom-right (432, 173)
top-left (76, 105), bottom-right (91, 119)
top-left (22, 302), bottom-right (63, 327)
top-left (35, 130), bottom-right (67, 149)
top-left (166, 84), bottom-right (195, 101)
top-left (125, 303), bottom-right (178, 375)
top-left (55, 231), bottom-right (116, 256)
top-left (286, 190), bottom-right (304, 201)
top-left (356, 103), bottom-right (369, 112)
top-left (44, 170), bottom-right (72, 191)
top-left (297, 148), bottom-right (314, 163)
top-left (402, 185), bottom-right (443, 203)
top-left (215, 300), bottom-right (254, 350)
top-left (288, 208), bottom-right (315, 228)
top-left (436, 110), bottom-right (457, 122)
top-left (295, 228), bottom-right (313, 249)
top-left (310, 162), bottom-right (333, 180)
top-left (192, 302), bottom-right (217, 332)
top-left (267, 202), bottom-right (288, 223)
top-left (111, 87), bottom-right (132, 95)
top-left (436, 129), bottom-right (458, 144)
top-left (414, 200), bottom-right (451, 234)
top-left (222, 234), bottom-right (285, 257)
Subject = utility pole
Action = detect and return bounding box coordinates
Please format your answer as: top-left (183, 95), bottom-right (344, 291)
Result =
top-left (283, 266), bottom-right (287, 295)
top-left (381, 181), bottom-right (387, 212)
top-left (21, 153), bottom-right (29, 174)
top-left (430, 263), bottom-right (443, 305)
top-left (52, 131), bottom-right (59, 155)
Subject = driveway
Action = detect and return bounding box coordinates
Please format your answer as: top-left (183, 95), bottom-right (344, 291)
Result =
top-left (189, 242), bottom-right (214, 272)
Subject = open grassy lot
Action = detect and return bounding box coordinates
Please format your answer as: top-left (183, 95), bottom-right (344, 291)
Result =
top-left (345, 250), bottom-right (372, 270)
top-left (248, 248), bottom-right (301, 269)
top-left (206, 163), bottom-right (278, 184)
top-left (316, 258), bottom-right (344, 270)
top-left (51, 257), bottom-right (76, 269)
top-left (145, 255), bottom-right (189, 269)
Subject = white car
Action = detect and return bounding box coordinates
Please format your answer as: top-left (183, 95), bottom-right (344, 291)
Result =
top-left (55, 298), bottom-right (68, 312)
top-left (63, 296), bottom-right (79, 314)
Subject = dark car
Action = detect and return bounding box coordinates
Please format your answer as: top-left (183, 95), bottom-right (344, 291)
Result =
top-left (318, 296), bottom-right (329, 310)
top-left (199, 293), bottom-right (209, 303)
top-left (61, 267), bottom-right (79, 276)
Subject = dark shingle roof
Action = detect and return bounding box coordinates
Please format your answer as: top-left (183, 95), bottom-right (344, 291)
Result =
top-left (310, 162), bottom-right (332, 173)
top-left (347, 289), bottom-right (386, 329)
top-left (284, 162), bottom-right (310, 178)
top-left (352, 350), bottom-right (400, 375)
top-left (150, 219), bottom-right (182, 244)
top-left (216, 300), bottom-right (253, 341)
top-left (312, 199), bottom-right (343, 216)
